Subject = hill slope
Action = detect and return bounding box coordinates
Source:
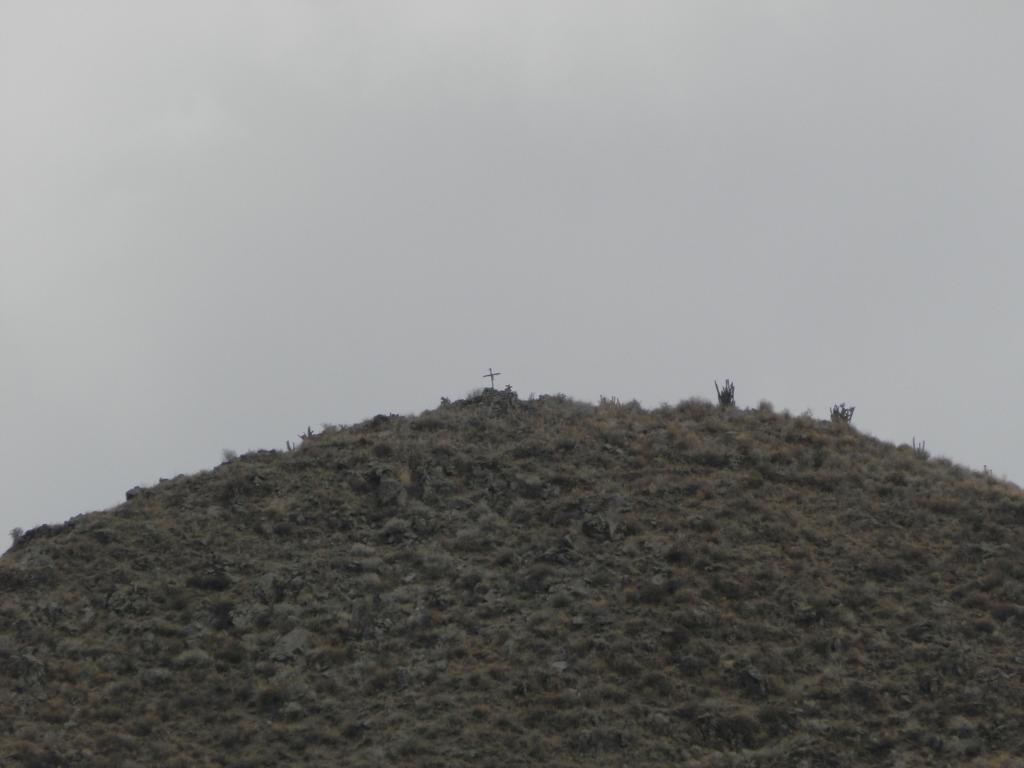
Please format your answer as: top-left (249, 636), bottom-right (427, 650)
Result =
top-left (3, 392), bottom-right (1024, 767)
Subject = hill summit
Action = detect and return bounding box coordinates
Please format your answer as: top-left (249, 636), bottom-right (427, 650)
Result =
top-left (3, 391), bottom-right (1024, 766)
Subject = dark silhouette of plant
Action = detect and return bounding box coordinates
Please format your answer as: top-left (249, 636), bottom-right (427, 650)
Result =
top-left (830, 403), bottom-right (855, 423)
top-left (715, 380), bottom-right (736, 408)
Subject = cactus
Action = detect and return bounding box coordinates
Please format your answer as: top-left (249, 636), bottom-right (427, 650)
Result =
top-left (830, 403), bottom-right (855, 424)
top-left (715, 379), bottom-right (736, 408)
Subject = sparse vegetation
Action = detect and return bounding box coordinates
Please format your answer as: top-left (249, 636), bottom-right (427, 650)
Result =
top-left (830, 402), bottom-right (855, 423)
top-left (1, 391), bottom-right (1022, 766)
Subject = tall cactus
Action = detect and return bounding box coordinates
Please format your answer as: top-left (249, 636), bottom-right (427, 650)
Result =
top-left (715, 379), bottom-right (736, 408)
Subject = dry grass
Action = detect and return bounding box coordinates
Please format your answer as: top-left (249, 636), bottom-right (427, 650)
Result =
top-left (2, 389), bottom-right (1024, 766)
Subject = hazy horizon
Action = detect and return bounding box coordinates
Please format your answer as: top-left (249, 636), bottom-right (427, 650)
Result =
top-left (4, 2), bottom-right (1023, 548)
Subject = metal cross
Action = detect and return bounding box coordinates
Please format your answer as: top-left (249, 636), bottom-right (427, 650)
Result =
top-left (483, 367), bottom-right (502, 389)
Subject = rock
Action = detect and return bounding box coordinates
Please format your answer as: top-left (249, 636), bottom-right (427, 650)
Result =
top-left (141, 667), bottom-right (173, 686)
top-left (272, 628), bottom-right (314, 660)
top-left (229, 604), bottom-right (264, 632)
top-left (140, 632), bottom-right (157, 655)
top-left (582, 515), bottom-right (613, 540)
top-left (737, 666), bottom-right (769, 698)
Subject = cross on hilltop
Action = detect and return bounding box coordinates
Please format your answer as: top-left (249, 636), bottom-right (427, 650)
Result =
top-left (483, 368), bottom-right (502, 389)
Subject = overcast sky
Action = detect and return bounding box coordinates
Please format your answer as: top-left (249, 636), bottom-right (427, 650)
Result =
top-left (3, 2), bottom-right (1022, 548)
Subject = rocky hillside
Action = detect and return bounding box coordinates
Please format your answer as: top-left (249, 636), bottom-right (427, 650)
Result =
top-left (3, 391), bottom-right (1024, 767)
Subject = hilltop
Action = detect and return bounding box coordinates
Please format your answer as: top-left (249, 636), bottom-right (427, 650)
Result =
top-left (2, 390), bottom-right (1024, 767)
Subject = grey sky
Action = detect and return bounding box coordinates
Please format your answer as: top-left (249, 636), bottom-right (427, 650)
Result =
top-left (3, 2), bottom-right (1022, 548)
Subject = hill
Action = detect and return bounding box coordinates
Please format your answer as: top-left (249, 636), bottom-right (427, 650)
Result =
top-left (2, 391), bottom-right (1024, 767)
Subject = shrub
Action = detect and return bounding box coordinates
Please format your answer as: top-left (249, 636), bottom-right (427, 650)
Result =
top-left (10, 527), bottom-right (23, 546)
